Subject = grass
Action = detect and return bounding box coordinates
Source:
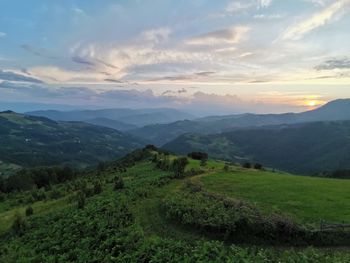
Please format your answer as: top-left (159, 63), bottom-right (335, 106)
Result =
top-left (0, 197), bottom-right (71, 235)
top-left (200, 169), bottom-right (350, 224)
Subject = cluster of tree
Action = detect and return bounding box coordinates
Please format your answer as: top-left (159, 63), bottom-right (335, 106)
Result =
top-left (187, 152), bottom-right (208, 161)
top-left (318, 169), bottom-right (350, 179)
top-left (0, 166), bottom-right (78, 193)
top-left (242, 162), bottom-right (263, 170)
top-left (152, 154), bottom-right (189, 178)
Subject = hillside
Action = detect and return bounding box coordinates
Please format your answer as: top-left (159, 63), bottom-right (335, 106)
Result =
top-left (0, 147), bottom-right (349, 262)
top-left (131, 99), bottom-right (350, 145)
top-left (28, 108), bottom-right (194, 128)
top-left (163, 121), bottom-right (350, 174)
top-left (0, 111), bottom-right (145, 170)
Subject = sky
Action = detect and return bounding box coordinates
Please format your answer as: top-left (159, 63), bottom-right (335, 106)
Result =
top-left (0, 0), bottom-right (349, 114)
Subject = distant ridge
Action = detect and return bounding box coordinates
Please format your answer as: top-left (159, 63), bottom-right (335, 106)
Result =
top-left (130, 99), bottom-right (350, 145)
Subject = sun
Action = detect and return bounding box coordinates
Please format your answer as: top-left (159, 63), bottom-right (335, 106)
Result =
top-left (307, 100), bottom-right (317, 107)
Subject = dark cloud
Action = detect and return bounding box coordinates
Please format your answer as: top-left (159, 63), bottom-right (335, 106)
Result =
top-left (21, 44), bottom-right (58, 59)
top-left (0, 81), bottom-right (95, 98)
top-left (104, 78), bottom-right (125, 83)
top-left (315, 58), bottom-right (350, 70)
top-left (0, 69), bottom-right (44, 83)
top-left (71, 56), bottom-right (95, 66)
top-left (95, 58), bottom-right (118, 69)
top-left (148, 71), bottom-right (216, 82)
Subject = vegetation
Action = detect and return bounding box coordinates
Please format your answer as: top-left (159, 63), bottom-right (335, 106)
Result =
top-left (164, 121), bottom-right (350, 174)
top-left (0, 147), bottom-right (349, 262)
top-left (0, 111), bottom-right (145, 169)
top-left (199, 169), bottom-right (350, 223)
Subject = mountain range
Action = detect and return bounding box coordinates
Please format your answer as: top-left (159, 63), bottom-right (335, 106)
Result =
top-left (163, 121), bottom-right (350, 174)
top-left (130, 99), bottom-right (350, 145)
top-left (27, 108), bottom-right (194, 129)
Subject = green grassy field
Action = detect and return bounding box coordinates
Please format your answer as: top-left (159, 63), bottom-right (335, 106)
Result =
top-left (200, 169), bottom-right (350, 224)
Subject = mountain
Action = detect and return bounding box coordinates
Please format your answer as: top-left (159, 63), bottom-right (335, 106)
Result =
top-left (85, 118), bottom-right (137, 131)
top-left (0, 111), bottom-right (145, 169)
top-left (131, 99), bottom-right (350, 145)
top-left (163, 121), bottom-right (350, 174)
top-left (27, 108), bottom-right (195, 127)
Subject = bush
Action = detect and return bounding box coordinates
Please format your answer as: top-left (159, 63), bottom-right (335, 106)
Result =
top-left (93, 181), bottom-right (103, 194)
top-left (187, 152), bottom-right (208, 161)
top-left (242, 162), bottom-right (251, 169)
top-left (114, 176), bottom-right (124, 190)
top-left (25, 206), bottom-right (33, 216)
top-left (77, 191), bottom-right (86, 209)
top-left (12, 212), bottom-right (27, 235)
top-left (172, 157), bottom-right (189, 178)
top-left (254, 163), bottom-right (263, 170)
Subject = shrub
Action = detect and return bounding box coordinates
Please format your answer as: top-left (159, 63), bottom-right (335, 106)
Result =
top-left (25, 206), bottom-right (33, 216)
top-left (12, 212), bottom-right (27, 235)
top-left (93, 181), bottom-right (103, 194)
top-left (114, 176), bottom-right (124, 190)
top-left (242, 162), bottom-right (251, 169)
top-left (77, 191), bottom-right (86, 209)
top-left (254, 163), bottom-right (263, 170)
top-left (187, 152), bottom-right (208, 161)
top-left (172, 157), bottom-right (189, 178)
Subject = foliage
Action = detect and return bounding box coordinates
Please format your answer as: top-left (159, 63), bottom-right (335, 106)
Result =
top-left (0, 147), bottom-right (349, 262)
top-left (114, 176), bottom-right (124, 190)
top-left (187, 151), bottom-right (208, 161)
top-left (25, 206), bottom-right (33, 217)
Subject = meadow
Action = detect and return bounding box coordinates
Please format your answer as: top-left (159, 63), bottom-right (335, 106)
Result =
top-left (199, 168), bottom-right (350, 224)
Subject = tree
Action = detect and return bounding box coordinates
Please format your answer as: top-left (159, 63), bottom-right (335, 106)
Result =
top-left (93, 181), bottom-right (103, 194)
top-left (25, 206), bottom-right (33, 216)
top-left (12, 212), bottom-right (27, 235)
top-left (254, 163), bottom-right (263, 170)
top-left (77, 191), bottom-right (86, 209)
top-left (242, 162), bottom-right (251, 169)
top-left (114, 176), bottom-right (124, 190)
top-left (172, 157), bottom-right (189, 178)
top-left (187, 152), bottom-right (208, 161)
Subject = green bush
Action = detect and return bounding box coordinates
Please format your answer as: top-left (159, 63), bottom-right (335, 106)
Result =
top-left (25, 206), bottom-right (33, 217)
top-left (76, 191), bottom-right (86, 209)
top-left (114, 176), bottom-right (124, 190)
top-left (12, 212), bottom-right (27, 235)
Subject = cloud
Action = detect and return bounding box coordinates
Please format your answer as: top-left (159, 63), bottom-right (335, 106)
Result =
top-left (315, 57), bottom-right (350, 70)
top-left (141, 27), bottom-right (171, 44)
top-left (281, 0), bottom-right (350, 40)
top-left (226, 2), bottom-right (253, 13)
top-left (0, 81), bottom-right (96, 98)
top-left (71, 55), bottom-right (95, 66)
top-left (20, 44), bottom-right (58, 59)
top-left (0, 32), bottom-right (6, 38)
top-left (258, 0), bottom-right (273, 8)
top-left (186, 26), bottom-right (250, 45)
top-left (226, 0), bottom-right (272, 13)
top-left (0, 69), bottom-right (44, 83)
top-left (254, 14), bottom-right (283, 19)
top-left (147, 71), bottom-right (216, 82)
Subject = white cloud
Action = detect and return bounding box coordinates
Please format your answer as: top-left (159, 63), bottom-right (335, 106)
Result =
top-left (258, 0), bottom-right (273, 8)
top-left (185, 26), bottom-right (250, 45)
top-left (282, 0), bottom-right (350, 40)
top-left (0, 32), bottom-right (6, 38)
top-left (226, 2), bottom-right (253, 13)
top-left (141, 27), bottom-right (171, 44)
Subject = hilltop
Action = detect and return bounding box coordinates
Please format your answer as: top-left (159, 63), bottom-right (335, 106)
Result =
top-left (0, 147), bottom-right (349, 262)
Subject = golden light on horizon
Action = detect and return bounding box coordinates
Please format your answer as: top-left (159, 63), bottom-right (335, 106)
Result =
top-left (307, 100), bottom-right (317, 107)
